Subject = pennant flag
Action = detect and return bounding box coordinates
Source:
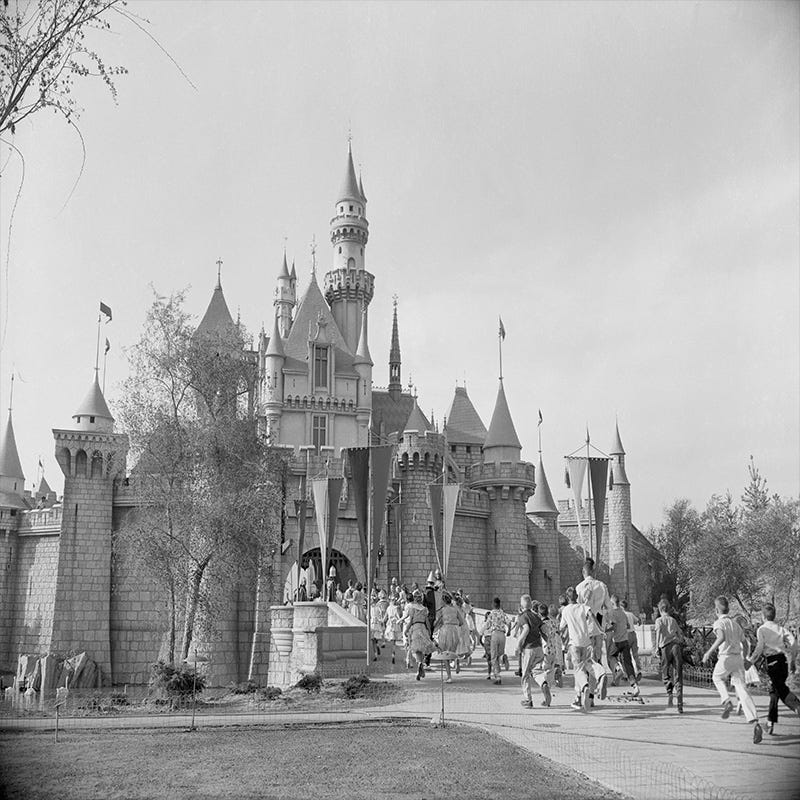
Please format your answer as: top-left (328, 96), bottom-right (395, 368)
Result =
top-left (326, 477), bottom-right (343, 562)
top-left (38, 458), bottom-right (43, 469)
top-left (566, 457), bottom-right (589, 556)
top-left (104, 338), bottom-right (111, 355)
top-left (312, 478), bottom-right (330, 591)
top-left (370, 445), bottom-right (394, 571)
top-left (588, 458), bottom-right (610, 561)
top-left (428, 483), bottom-right (444, 575)
top-left (564, 465), bottom-right (570, 488)
top-left (498, 316), bottom-right (506, 340)
top-left (100, 302), bottom-right (112, 321)
top-left (294, 496), bottom-right (308, 595)
top-left (348, 447), bottom-right (371, 578)
top-left (538, 409), bottom-right (543, 426)
top-left (442, 484), bottom-right (460, 577)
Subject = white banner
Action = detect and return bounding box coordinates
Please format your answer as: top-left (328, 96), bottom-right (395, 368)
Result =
top-left (567, 458), bottom-right (589, 557)
top-left (442, 484), bottom-right (461, 577)
top-left (311, 478), bottom-right (329, 588)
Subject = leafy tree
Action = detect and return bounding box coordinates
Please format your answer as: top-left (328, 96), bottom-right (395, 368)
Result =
top-left (114, 291), bottom-right (285, 663)
top-left (0, 0), bottom-right (128, 137)
top-left (650, 498), bottom-right (703, 613)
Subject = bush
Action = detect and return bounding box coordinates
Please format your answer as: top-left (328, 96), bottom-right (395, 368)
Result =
top-left (342, 674), bottom-right (370, 699)
top-left (260, 686), bottom-right (282, 701)
top-left (294, 672), bottom-right (322, 693)
top-left (228, 680), bottom-right (258, 695)
top-left (149, 661), bottom-right (205, 696)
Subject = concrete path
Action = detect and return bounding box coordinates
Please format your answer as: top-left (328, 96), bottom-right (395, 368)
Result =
top-left (2, 657), bottom-right (798, 800)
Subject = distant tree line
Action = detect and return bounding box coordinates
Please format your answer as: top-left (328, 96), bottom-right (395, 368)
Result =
top-left (648, 459), bottom-right (799, 624)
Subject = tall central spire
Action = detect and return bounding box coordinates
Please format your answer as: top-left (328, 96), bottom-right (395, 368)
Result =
top-left (388, 296), bottom-right (402, 402)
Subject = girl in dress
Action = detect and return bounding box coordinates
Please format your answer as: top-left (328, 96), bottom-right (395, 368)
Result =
top-left (434, 593), bottom-right (464, 683)
top-left (402, 589), bottom-right (435, 680)
top-left (463, 594), bottom-right (477, 650)
top-left (384, 597), bottom-right (403, 664)
top-left (351, 583), bottom-right (366, 622)
top-left (454, 595), bottom-right (473, 667)
top-left (370, 598), bottom-right (384, 660)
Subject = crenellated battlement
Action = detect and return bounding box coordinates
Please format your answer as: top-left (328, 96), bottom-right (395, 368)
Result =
top-left (395, 430), bottom-right (445, 474)
top-left (18, 504), bottom-right (63, 535)
top-left (323, 268), bottom-right (375, 306)
top-left (466, 460), bottom-right (535, 492)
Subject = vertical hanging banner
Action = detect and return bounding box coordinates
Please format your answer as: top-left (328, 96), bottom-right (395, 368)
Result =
top-left (325, 478), bottom-right (343, 573)
top-left (428, 482), bottom-right (444, 574)
top-left (588, 458), bottom-right (610, 564)
top-left (348, 447), bottom-right (371, 578)
top-left (294, 497), bottom-right (308, 594)
top-left (370, 445), bottom-right (394, 573)
top-left (442, 484), bottom-right (460, 578)
top-left (311, 478), bottom-right (330, 592)
top-left (566, 457), bottom-right (589, 556)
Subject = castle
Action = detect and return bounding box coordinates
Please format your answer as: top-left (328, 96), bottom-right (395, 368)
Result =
top-left (0, 144), bottom-right (665, 685)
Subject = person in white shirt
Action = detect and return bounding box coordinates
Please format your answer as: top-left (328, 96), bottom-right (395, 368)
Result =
top-left (575, 558), bottom-right (611, 697)
top-left (750, 603), bottom-right (800, 735)
top-left (621, 599), bottom-right (641, 679)
top-left (703, 595), bottom-right (763, 744)
top-left (559, 586), bottom-right (597, 711)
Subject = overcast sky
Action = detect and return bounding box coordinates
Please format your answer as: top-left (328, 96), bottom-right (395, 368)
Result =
top-left (1, 0), bottom-right (797, 530)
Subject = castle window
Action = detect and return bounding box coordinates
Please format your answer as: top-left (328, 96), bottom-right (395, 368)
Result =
top-left (313, 345), bottom-right (329, 390)
top-left (349, 205), bottom-right (353, 212)
top-left (90, 416), bottom-right (95, 423)
top-left (76, 417), bottom-right (80, 424)
top-left (450, 445), bottom-right (456, 453)
top-left (347, 257), bottom-right (355, 270)
top-left (340, 206), bottom-right (343, 213)
top-left (466, 446), bottom-right (471, 454)
top-left (312, 415), bottom-right (327, 450)
top-left (339, 246), bottom-right (342, 254)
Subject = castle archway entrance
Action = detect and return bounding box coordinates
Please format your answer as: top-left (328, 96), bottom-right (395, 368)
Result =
top-left (283, 548), bottom-right (357, 601)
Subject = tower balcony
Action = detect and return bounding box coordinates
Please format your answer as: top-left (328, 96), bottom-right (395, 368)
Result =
top-left (466, 460), bottom-right (535, 492)
top-left (323, 268), bottom-right (375, 305)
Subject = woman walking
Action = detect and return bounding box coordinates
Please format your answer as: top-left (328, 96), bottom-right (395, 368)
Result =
top-left (403, 589), bottom-right (436, 680)
top-left (384, 596), bottom-right (404, 664)
top-left (434, 593), bottom-right (464, 682)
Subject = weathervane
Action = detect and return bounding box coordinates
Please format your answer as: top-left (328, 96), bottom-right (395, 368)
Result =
top-left (310, 235), bottom-right (317, 275)
top-left (216, 257), bottom-right (223, 287)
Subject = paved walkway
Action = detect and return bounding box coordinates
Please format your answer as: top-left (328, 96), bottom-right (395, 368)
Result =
top-left (2, 657), bottom-right (798, 800)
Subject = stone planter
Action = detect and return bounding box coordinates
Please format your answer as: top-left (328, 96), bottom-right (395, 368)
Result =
top-left (271, 628), bottom-right (293, 656)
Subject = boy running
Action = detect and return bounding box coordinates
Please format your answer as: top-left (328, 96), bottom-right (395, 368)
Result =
top-left (654, 598), bottom-right (684, 712)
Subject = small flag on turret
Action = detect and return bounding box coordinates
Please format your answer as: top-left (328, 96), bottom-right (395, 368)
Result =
top-left (104, 338), bottom-right (111, 354)
top-left (100, 302), bottom-right (112, 321)
top-left (538, 409), bottom-right (543, 426)
top-left (498, 316), bottom-right (506, 340)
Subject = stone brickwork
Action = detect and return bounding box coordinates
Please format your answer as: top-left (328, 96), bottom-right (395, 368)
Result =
top-left (527, 514), bottom-right (562, 607)
top-left (444, 513), bottom-right (489, 604)
top-left (267, 605), bottom-right (294, 688)
top-left (608, 481), bottom-right (633, 603)
top-left (4, 533), bottom-right (59, 670)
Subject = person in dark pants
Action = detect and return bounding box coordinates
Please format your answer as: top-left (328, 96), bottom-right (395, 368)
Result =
top-left (654, 598), bottom-right (684, 712)
top-left (423, 573), bottom-right (437, 666)
top-left (750, 603), bottom-right (800, 735)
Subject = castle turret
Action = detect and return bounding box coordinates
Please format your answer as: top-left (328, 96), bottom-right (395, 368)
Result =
top-left (197, 270), bottom-right (236, 339)
top-left (50, 372), bottom-right (128, 681)
top-left (324, 143), bottom-right (374, 353)
top-left (0, 407), bottom-right (25, 497)
top-left (263, 315), bottom-right (286, 441)
top-left (468, 380), bottom-right (534, 606)
top-left (275, 250), bottom-right (296, 338)
top-left (608, 420), bottom-right (636, 608)
top-left (353, 306), bottom-right (373, 445)
top-left (388, 297), bottom-right (402, 402)
top-left (526, 451), bottom-right (561, 605)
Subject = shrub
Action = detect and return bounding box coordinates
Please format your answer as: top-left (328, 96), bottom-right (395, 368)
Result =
top-left (149, 661), bottom-right (205, 696)
top-left (294, 672), bottom-right (322, 693)
top-left (260, 686), bottom-right (282, 701)
top-left (342, 674), bottom-right (370, 699)
top-left (229, 680), bottom-right (258, 695)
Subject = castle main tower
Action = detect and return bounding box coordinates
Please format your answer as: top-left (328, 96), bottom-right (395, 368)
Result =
top-left (324, 143), bottom-right (374, 353)
top-left (467, 381), bottom-right (535, 606)
top-left (50, 372), bottom-right (128, 681)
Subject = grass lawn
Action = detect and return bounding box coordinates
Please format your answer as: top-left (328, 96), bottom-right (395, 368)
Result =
top-left (0, 721), bottom-right (624, 800)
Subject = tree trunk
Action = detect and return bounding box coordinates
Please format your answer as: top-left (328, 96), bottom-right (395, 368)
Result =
top-left (169, 579), bottom-right (176, 665)
top-left (247, 555), bottom-right (264, 682)
top-left (181, 560), bottom-right (209, 661)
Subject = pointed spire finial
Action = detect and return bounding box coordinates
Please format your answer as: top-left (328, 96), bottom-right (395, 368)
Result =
top-left (216, 257), bottom-right (223, 289)
top-left (310, 235), bottom-right (317, 276)
top-left (8, 373), bottom-right (14, 413)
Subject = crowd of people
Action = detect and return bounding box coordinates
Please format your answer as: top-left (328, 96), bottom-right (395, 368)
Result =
top-left (292, 557), bottom-right (799, 745)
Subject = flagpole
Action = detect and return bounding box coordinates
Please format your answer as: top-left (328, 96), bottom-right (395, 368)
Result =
top-left (498, 328), bottom-right (503, 382)
top-left (366, 446), bottom-right (373, 672)
top-left (586, 427), bottom-right (593, 562)
top-left (442, 420), bottom-right (447, 583)
top-left (94, 313), bottom-right (101, 373)
top-left (102, 346), bottom-right (109, 393)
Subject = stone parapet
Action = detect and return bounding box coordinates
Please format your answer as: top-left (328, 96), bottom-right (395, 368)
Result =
top-left (268, 605), bottom-right (294, 689)
top-left (466, 461), bottom-right (535, 501)
top-left (18, 505), bottom-right (63, 534)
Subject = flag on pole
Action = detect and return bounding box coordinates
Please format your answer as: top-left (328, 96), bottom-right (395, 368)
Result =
top-left (498, 316), bottom-right (506, 340)
top-left (538, 409), bottom-right (543, 426)
top-left (100, 302), bottom-right (112, 321)
top-left (38, 458), bottom-right (43, 469)
top-left (104, 338), bottom-right (111, 355)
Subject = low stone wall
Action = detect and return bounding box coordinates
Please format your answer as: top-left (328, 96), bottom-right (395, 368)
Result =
top-left (267, 601), bottom-right (367, 688)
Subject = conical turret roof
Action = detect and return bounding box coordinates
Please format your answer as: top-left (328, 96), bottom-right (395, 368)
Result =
top-left (610, 421), bottom-right (625, 455)
top-left (338, 144), bottom-right (362, 203)
top-left (404, 399), bottom-right (431, 433)
top-left (73, 372), bottom-right (114, 423)
top-left (529, 454), bottom-right (558, 515)
top-left (354, 309), bottom-right (372, 366)
top-left (278, 250), bottom-right (290, 279)
top-left (265, 316), bottom-right (286, 358)
top-left (0, 411), bottom-right (24, 480)
top-left (359, 172), bottom-right (367, 203)
top-left (35, 473), bottom-right (53, 498)
top-left (196, 282), bottom-right (236, 338)
top-left (483, 381), bottom-right (522, 451)
top-left (445, 386), bottom-right (487, 444)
